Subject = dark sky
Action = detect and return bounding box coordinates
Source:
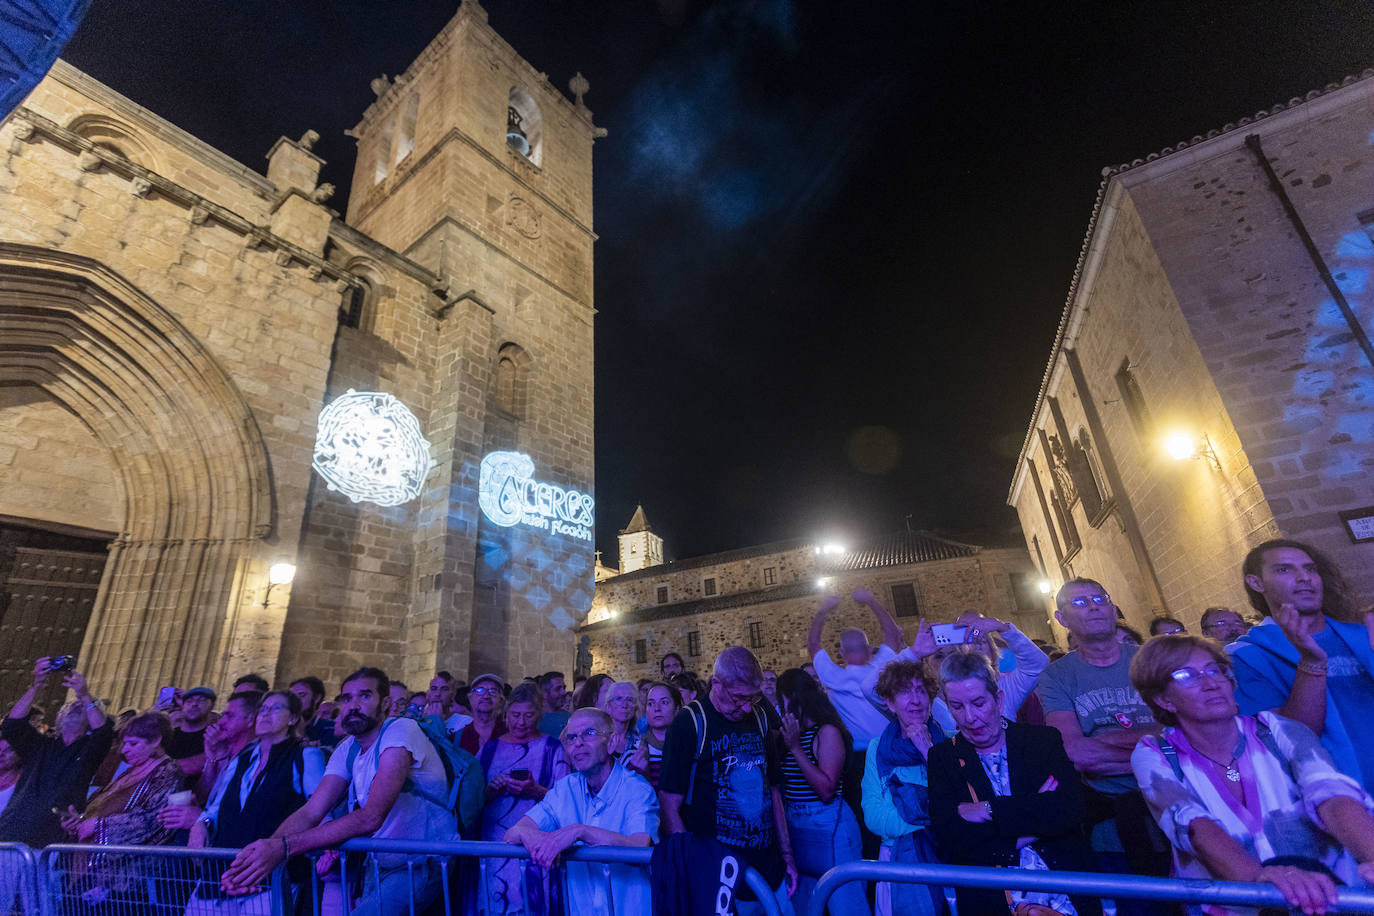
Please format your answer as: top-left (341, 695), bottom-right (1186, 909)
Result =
top-left (59, 0), bottom-right (1374, 563)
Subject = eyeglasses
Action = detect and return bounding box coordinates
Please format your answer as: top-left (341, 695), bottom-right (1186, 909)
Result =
top-left (560, 727), bottom-right (605, 746)
top-left (469, 686), bottom-right (500, 696)
top-left (720, 690), bottom-right (761, 709)
top-left (1169, 665), bottom-right (1232, 689)
top-left (259, 704), bottom-right (292, 715)
top-left (608, 696), bottom-right (636, 705)
top-left (1067, 594), bottom-right (1112, 608)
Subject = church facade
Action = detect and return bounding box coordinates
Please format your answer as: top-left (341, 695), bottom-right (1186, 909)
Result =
top-left (0, 1), bottom-right (600, 706)
top-left (1009, 70), bottom-right (1374, 634)
top-left (581, 508), bottom-right (1045, 680)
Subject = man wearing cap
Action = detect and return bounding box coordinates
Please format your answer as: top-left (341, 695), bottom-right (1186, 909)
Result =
top-left (456, 673), bottom-right (506, 754)
top-left (168, 686), bottom-right (218, 777)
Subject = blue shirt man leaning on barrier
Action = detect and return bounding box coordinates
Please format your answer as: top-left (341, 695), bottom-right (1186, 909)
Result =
top-left (505, 706), bottom-right (658, 916)
top-left (220, 666), bottom-right (454, 916)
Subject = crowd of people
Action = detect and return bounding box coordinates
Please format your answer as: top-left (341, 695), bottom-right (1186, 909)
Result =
top-left (1, 537), bottom-right (1373, 916)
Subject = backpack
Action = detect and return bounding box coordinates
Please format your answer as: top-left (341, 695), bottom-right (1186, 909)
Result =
top-left (682, 699), bottom-right (769, 806)
top-left (345, 714), bottom-right (486, 837)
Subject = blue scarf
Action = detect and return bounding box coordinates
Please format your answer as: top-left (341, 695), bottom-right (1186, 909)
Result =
top-left (874, 717), bottom-right (946, 826)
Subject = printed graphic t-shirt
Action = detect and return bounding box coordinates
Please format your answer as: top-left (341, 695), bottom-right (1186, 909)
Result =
top-left (660, 697), bottom-right (785, 890)
top-left (1036, 644), bottom-right (1154, 795)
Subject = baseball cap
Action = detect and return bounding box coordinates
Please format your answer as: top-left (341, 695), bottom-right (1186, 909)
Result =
top-left (469, 673), bottom-right (503, 690)
top-left (184, 686), bottom-right (217, 701)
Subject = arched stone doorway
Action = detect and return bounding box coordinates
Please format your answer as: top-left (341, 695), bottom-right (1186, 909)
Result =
top-left (0, 243), bottom-right (274, 707)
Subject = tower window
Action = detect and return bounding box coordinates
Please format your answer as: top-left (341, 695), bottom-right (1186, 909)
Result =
top-left (373, 117), bottom-right (396, 184)
top-left (703, 577), bottom-right (717, 597)
top-left (506, 86), bottom-right (543, 166)
top-left (394, 93), bottom-right (419, 165)
top-left (1115, 359), bottom-right (1153, 437)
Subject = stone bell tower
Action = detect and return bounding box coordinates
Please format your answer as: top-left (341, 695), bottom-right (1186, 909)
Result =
top-left (341, 0), bottom-right (604, 679)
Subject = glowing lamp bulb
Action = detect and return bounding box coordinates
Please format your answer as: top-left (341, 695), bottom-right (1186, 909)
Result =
top-left (1164, 433), bottom-right (1196, 461)
top-left (268, 562), bottom-right (297, 586)
top-left (821, 543), bottom-right (846, 556)
top-left (816, 577), bottom-right (831, 589)
top-left (1037, 579), bottom-right (1053, 595)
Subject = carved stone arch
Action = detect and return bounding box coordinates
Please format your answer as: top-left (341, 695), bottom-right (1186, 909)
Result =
top-left (341, 256), bottom-right (387, 332)
top-left (0, 243), bottom-right (274, 705)
top-left (493, 341), bottom-right (532, 419)
top-left (65, 113), bottom-right (162, 172)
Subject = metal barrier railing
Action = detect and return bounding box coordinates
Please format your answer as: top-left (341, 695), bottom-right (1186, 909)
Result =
top-left (807, 860), bottom-right (1374, 916)
top-left (324, 838), bottom-right (784, 916)
top-left (0, 843), bottom-right (38, 915)
top-left (37, 843), bottom-right (286, 916)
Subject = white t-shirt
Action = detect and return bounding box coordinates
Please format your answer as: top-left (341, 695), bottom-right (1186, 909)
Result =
top-left (813, 645), bottom-right (896, 750)
top-left (325, 717), bottom-right (456, 859)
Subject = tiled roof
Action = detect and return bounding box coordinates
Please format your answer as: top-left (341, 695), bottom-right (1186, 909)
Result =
top-left (600, 537), bottom-right (812, 583)
top-left (837, 530), bottom-right (978, 570)
top-left (1008, 67), bottom-right (1374, 503)
top-left (620, 504), bottom-right (650, 534)
top-left (580, 580), bottom-right (817, 631)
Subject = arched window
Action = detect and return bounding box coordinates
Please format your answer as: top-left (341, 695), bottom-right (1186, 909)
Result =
top-left (66, 114), bottom-right (158, 171)
top-left (394, 93), bottom-right (419, 165)
top-left (493, 343), bottom-right (531, 418)
top-left (373, 118), bottom-right (395, 184)
top-left (506, 86), bottom-right (543, 167)
top-left (340, 261), bottom-right (384, 332)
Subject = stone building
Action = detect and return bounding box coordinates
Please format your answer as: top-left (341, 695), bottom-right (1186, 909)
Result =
top-left (1009, 70), bottom-right (1374, 636)
top-left (580, 508), bottom-right (1045, 680)
top-left (0, 1), bottom-right (601, 706)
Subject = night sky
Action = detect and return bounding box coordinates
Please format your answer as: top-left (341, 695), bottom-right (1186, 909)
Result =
top-left (58, 1), bottom-right (1374, 563)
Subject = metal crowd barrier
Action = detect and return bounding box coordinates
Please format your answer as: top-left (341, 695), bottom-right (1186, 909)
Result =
top-left (37, 843), bottom-right (285, 916)
top-left (0, 843), bottom-right (38, 915)
top-left (807, 860), bottom-right (1374, 916)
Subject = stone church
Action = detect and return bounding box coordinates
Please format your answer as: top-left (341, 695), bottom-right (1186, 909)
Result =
top-left (0, 0), bottom-right (600, 706)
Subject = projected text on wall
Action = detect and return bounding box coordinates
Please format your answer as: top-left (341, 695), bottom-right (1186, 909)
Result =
top-left (478, 450), bottom-right (594, 541)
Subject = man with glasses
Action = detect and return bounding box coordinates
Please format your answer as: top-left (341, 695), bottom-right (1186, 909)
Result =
top-left (1037, 578), bottom-right (1170, 916)
top-left (1200, 606), bottom-right (1248, 644)
top-left (659, 646), bottom-right (798, 915)
top-left (505, 707), bottom-right (658, 916)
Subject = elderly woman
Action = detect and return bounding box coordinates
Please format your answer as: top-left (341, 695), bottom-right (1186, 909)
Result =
top-left (1130, 635), bottom-right (1374, 916)
top-left (928, 649), bottom-right (1100, 916)
top-left (58, 712), bottom-right (183, 909)
top-left (602, 681), bottom-right (640, 758)
top-left (863, 658), bottom-right (946, 916)
top-left (479, 681), bottom-right (569, 916)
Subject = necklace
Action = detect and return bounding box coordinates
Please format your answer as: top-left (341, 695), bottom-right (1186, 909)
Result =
top-left (1196, 752), bottom-right (1241, 782)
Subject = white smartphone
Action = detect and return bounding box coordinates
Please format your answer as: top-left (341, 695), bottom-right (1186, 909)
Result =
top-left (931, 624), bottom-right (969, 646)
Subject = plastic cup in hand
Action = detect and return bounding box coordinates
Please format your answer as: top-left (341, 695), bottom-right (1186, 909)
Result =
top-left (167, 790), bottom-right (193, 806)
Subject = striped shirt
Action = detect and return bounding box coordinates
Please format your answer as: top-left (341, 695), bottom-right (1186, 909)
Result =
top-left (781, 726), bottom-right (841, 804)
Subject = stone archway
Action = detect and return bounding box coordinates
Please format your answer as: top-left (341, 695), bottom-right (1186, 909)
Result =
top-left (0, 243), bottom-right (273, 707)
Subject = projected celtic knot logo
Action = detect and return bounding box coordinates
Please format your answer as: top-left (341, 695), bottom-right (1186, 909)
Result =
top-left (313, 390), bottom-right (434, 506)
top-left (478, 451), bottom-right (537, 526)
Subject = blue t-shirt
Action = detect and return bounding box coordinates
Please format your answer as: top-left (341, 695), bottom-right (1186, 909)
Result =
top-left (1315, 626), bottom-right (1374, 796)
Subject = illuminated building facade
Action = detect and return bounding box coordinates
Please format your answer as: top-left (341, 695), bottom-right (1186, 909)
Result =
top-left (580, 509), bottom-right (1043, 680)
top-left (0, 1), bottom-right (600, 705)
top-left (1009, 70), bottom-right (1374, 636)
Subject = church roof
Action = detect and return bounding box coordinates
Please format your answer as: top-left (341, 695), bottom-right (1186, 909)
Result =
top-left (620, 504), bottom-right (651, 535)
top-left (837, 530), bottom-right (979, 570)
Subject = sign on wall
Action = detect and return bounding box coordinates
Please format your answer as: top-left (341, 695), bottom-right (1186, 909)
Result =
top-left (478, 450), bottom-right (594, 540)
top-left (312, 389), bottom-right (434, 507)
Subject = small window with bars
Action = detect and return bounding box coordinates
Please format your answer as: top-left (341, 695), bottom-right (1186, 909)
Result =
top-left (703, 577), bottom-right (717, 597)
top-left (634, 639), bottom-right (647, 664)
top-left (890, 583), bottom-right (919, 617)
top-left (749, 621), bottom-right (764, 649)
top-left (688, 631), bottom-right (702, 657)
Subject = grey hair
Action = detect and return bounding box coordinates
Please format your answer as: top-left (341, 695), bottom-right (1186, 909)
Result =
top-left (712, 646), bottom-right (763, 688)
top-left (938, 647), bottom-right (998, 697)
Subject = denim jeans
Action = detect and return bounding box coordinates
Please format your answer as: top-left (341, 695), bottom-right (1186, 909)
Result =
top-left (787, 797), bottom-right (871, 916)
top-left (349, 857), bottom-right (443, 916)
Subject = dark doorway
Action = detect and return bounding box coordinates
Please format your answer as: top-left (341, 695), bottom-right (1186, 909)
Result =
top-left (0, 519), bottom-right (112, 707)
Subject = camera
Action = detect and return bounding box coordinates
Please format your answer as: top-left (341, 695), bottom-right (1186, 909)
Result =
top-left (50, 655), bottom-right (75, 672)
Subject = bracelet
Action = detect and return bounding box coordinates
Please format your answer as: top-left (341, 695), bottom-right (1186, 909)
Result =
top-left (1297, 661), bottom-right (1328, 676)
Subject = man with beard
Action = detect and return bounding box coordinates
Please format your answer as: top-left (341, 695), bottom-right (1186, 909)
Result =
top-left (0, 658), bottom-right (113, 847)
top-left (1232, 538), bottom-right (1374, 795)
top-left (505, 707), bottom-right (658, 916)
top-left (168, 686), bottom-right (218, 776)
top-left (290, 676), bottom-right (339, 748)
top-left (537, 671), bottom-right (571, 738)
top-left (220, 667), bottom-right (454, 914)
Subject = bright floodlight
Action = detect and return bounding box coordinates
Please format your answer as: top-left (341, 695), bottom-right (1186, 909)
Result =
top-left (268, 562), bottom-right (296, 586)
top-left (1037, 579), bottom-right (1053, 595)
top-left (821, 543), bottom-right (846, 556)
top-left (816, 577), bottom-right (831, 589)
top-left (1164, 433), bottom-right (1196, 461)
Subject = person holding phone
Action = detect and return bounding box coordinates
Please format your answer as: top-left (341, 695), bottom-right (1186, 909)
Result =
top-left (0, 656), bottom-right (113, 848)
top-left (477, 682), bottom-right (568, 916)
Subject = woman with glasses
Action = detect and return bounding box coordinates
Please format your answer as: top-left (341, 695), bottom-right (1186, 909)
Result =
top-left (457, 674), bottom-right (507, 754)
top-left (863, 659), bottom-right (947, 916)
top-left (187, 689), bottom-right (325, 912)
top-left (478, 681), bottom-right (569, 916)
top-left (1130, 635), bottom-right (1374, 916)
top-left (602, 682), bottom-right (640, 758)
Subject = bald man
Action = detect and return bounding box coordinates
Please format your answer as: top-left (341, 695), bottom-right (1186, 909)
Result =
top-left (806, 590), bottom-right (902, 753)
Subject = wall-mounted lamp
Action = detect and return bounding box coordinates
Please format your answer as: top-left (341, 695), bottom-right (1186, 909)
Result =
top-left (1164, 431), bottom-right (1221, 471)
top-left (262, 561), bottom-right (296, 608)
top-left (1037, 579), bottom-right (1053, 595)
top-left (816, 577), bottom-right (832, 589)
